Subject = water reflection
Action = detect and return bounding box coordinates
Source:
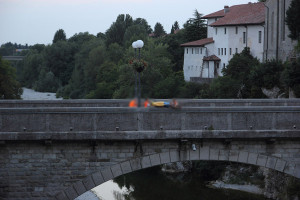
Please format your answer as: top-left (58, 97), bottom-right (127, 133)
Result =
top-left (92, 165), bottom-right (269, 200)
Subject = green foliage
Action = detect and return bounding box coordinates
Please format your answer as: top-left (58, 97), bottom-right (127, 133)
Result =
top-left (105, 14), bottom-right (133, 46)
top-left (43, 41), bottom-right (76, 86)
top-left (53, 29), bottom-right (66, 43)
top-left (213, 48), bottom-right (260, 98)
top-left (153, 22), bottom-right (166, 37)
top-left (183, 10), bottom-right (207, 42)
top-left (133, 18), bottom-right (153, 34)
top-left (286, 0), bottom-right (300, 40)
top-left (282, 58), bottom-right (300, 97)
top-left (21, 49), bottom-right (45, 88)
top-left (0, 42), bottom-right (29, 56)
top-left (249, 60), bottom-right (284, 89)
top-left (0, 56), bottom-right (22, 99)
top-left (15, 10), bottom-right (300, 100)
top-left (33, 67), bottom-right (60, 92)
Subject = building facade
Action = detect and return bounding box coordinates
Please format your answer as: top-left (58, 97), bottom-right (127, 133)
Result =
top-left (182, 3), bottom-right (265, 82)
top-left (264, 0), bottom-right (297, 62)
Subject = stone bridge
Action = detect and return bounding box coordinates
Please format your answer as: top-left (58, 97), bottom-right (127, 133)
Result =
top-left (0, 99), bottom-right (300, 200)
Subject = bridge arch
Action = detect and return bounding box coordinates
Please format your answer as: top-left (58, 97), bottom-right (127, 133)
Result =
top-left (55, 148), bottom-right (300, 200)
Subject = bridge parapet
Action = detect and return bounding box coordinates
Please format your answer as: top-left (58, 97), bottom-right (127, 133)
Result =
top-left (0, 106), bottom-right (299, 132)
top-left (1, 99), bottom-right (300, 199)
top-left (1, 99), bottom-right (300, 108)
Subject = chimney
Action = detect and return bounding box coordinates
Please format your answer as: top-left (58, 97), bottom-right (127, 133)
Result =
top-left (224, 5), bottom-right (229, 14)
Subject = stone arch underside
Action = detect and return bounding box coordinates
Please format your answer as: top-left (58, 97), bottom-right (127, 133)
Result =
top-left (55, 148), bottom-right (300, 200)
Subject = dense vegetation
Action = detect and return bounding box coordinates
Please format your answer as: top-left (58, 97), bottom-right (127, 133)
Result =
top-left (0, 57), bottom-right (22, 99)
top-left (1, 3), bottom-right (299, 99)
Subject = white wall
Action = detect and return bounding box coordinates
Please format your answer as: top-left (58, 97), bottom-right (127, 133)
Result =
top-left (183, 47), bottom-right (206, 81)
top-left (183, 22), bottom-right (264, 81)
top-left (207, 18), bottom-right (216, 38)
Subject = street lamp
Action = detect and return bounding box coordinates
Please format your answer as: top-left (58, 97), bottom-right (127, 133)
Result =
top-left (132, 41), bottom-right (138, 99)
top-left (132, 40), bottom-right (144, 107)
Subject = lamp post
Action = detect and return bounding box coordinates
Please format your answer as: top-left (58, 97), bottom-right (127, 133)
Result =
top-left (132, 40), bottom-right (144, 107)
top-left (132, 41), bottom-right (138, 99)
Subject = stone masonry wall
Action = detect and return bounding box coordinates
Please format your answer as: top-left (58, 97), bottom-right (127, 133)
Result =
top-left (1, 139), bottom-right (300, 200)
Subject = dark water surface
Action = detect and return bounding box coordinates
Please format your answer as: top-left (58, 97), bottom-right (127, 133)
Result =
top-left (114, 166), bottom-right (268, 200)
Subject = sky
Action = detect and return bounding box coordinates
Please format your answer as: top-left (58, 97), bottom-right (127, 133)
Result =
top-left (0, 0), bottom-right (258, 46)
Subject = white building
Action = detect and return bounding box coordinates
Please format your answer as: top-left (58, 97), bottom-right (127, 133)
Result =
top-left (182, 3), bottom-right (265, 82)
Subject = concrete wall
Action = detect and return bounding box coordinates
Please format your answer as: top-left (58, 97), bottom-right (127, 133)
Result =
top-left (2, 99), bottom-right (300, 108)
top-left (264, 0), bottom-right (298, 61)
top-left (1, 106), bottom-right (299, 132)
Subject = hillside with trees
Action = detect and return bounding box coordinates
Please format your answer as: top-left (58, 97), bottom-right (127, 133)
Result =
top-left (1, 3), bottom-right (299, 99)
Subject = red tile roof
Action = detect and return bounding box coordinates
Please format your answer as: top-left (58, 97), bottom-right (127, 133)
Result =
top-left (181, 38), bottom-right (214, 47)
top-left (203, 3), bottom-right (265, 26)
top-left (203, 55), bottom-right (221, 61)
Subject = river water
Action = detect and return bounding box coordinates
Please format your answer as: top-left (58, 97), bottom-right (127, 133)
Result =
top-left (78, 165), bottom-right (269, 200)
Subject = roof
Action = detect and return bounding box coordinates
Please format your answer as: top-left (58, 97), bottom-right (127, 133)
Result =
top-left (203, 3), bottom-right (265, 27)
top-left (203, 55), bottom-right (221, 61)
top-left (181, 38), bottom-right (214, 47)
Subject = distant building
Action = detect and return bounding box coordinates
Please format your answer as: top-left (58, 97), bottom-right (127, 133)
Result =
top-left (181, 3), bottom-right (265, 82)
top-left (264, 0), bottom-right (297, 62)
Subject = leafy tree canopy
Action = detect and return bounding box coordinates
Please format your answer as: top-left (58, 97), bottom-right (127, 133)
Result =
top-left (0, 56), bottom-right (22, 99)
top-left (183, 10), bottom-right (207, 41)
top-left (105, 14), bottom-right (133, 46)
top-left (153, 22), bottom-right (166, 38)
top-left (53, 29), bottom-right (67, 43)
top-left (286, 0), bottom-right (300, 40)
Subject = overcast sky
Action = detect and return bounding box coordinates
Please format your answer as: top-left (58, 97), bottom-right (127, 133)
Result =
top-left (0, 0), bottom-right (258, 45)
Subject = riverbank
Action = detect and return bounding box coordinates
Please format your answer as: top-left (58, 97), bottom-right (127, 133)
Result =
top-left (208, 180), bottom-right (264, 195)
top-left (21, 88), bottom-right (62, 100)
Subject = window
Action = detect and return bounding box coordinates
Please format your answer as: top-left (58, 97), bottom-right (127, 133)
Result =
top-left (221, 48), bottom-right (223, 55)
top-left (243, 32), bottom-right (246, 44)
top-left (224, 28), bottom-right (227, 34)
top-left (218, 48), bottom-right (220, 55)
top-left (235, 27), bottom-right (238, 34)
top-left (200, 48), bottom-right (203, 54)
top-left (224, 48), bottom-right (226, 55)
top-left (215, 28), bottom-right (218, 35)
top-left (236, 48), bottom-right (238, 54)
top-left (195, 48), bottom-right (199, 54)
top-left (223, 63), bottom-right (225, 69)
top-left (230, 48), bottom-right (232, 55)
top-left (259, 31), bottom-right (262, 43)
top-left (192, 48), bottom-right (194, 54)
top-left (282, 0), bottom-right (286, 41)
top-left (186, 48), bottom-right (188, 54)
top-left (271, 12), bottom-right (274, 44)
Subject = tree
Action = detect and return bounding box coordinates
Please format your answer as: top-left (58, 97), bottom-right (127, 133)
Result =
top-left (133, 18), bottom-right (153, 34)
top-left (153, 22), bottom-right (166, 38)
top-left (0, 56), bottom-right (22, 99)
top-left (183, 10), bottom-right (207, 41)
top-left (286, 0), bottom-right (300, 41)
top-left (105, 14), bottom-right (133, 46)
top-left (211, 48), bottom-right (260, 98)
top-left (33, 67), bottom-right (60, 92)
top-left (123, 25), bottom-right (148, 48)
top-left (282, 58), bottom-right (300, 97)
top-left (53, 29), bottom-right (67, 43)
top-left (43, 41), bottom-right (76, 86)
